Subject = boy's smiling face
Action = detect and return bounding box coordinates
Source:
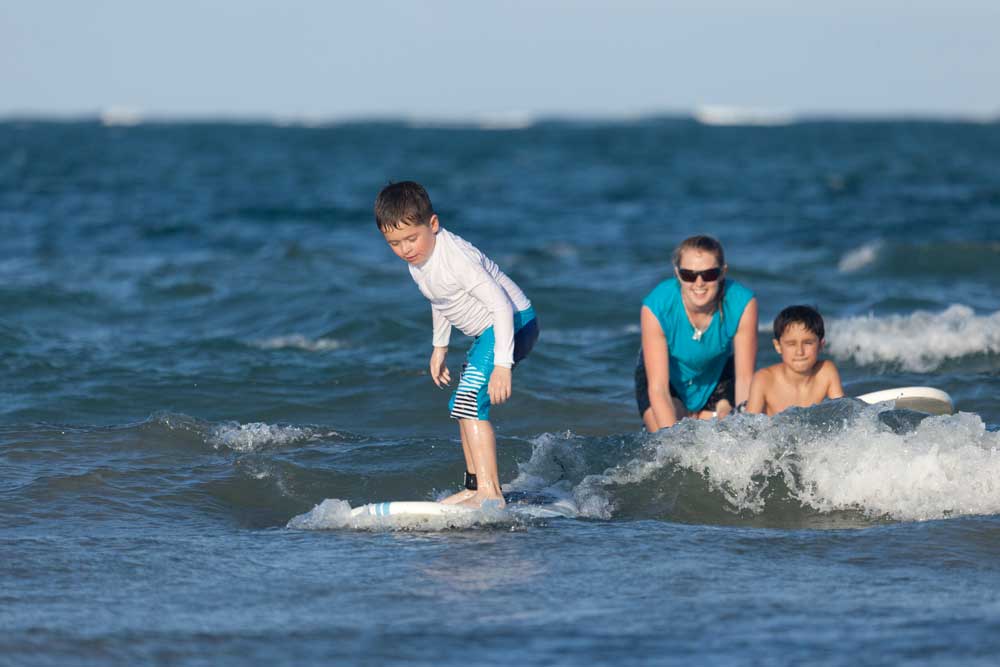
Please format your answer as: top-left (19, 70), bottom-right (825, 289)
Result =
top-left (382, 215), bottom-right (439, 265)
top-left (774, 322), bottom-right (823, 374)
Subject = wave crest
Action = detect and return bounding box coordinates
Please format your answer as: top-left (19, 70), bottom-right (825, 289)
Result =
top-left (252, 335), bottom-right (343, 352)
top-left (547, 400), bottom-right (1000, 523)
top-left (838, 241), bottom-right (883, 272)
top-left (209, 421), bottom-right (338, 452)
top-left (826, 305), bottom-right (1000, 372)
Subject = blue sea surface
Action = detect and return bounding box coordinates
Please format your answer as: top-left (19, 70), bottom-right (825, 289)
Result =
top-left (2, 117), bottom-right (1000, 666)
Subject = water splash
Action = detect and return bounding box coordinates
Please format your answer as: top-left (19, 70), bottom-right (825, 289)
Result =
top-left (209, 421), bottom-right (338, 452)
top-left (557, 400), bottom-right (1000, 523)
top-left (796, 410), bottom-right (1000, 520)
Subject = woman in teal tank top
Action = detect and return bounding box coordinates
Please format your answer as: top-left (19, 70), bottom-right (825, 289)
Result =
top-left (635, 236), bottom-right (758, 431)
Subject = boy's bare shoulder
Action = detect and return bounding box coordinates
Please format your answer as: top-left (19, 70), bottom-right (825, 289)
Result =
top-left (753, 363), bottom-right (782, 383)
top-left (816, 359), bottom-right (840, 377)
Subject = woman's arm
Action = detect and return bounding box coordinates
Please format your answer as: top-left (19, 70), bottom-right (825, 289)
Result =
top-left (641, 306), bottom-right (677, 430)
top-left (732, 297), bottom-right (759, 407)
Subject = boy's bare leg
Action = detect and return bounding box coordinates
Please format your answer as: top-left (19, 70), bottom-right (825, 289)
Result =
top-left (440, 425), bottom-right (477, 504)
top-left (457, 419), bottom-right (505, 508)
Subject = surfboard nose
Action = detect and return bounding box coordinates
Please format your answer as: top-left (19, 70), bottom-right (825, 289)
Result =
top-left (856, 386), bottom-right (954, 415)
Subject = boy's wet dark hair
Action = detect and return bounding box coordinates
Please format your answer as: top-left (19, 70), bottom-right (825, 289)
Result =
top-left (374, 181), bottom-right (435, 232)
top-left (773, 305), bottom-right (825, 340)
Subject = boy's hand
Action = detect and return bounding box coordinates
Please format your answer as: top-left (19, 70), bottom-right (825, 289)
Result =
top-left (429, 347), bottom-right (450, 387)
top-left (488, 366), bottom-right (512, 405)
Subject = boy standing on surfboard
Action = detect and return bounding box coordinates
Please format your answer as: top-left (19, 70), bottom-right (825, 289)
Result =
top-left (746, 305), bottom-right (844, 415)
top-left (374, 181), bottom-right (538, 509)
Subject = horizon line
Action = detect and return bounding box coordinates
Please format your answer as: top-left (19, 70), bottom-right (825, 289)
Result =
top-left (2, 105), bottom-right (998, 128)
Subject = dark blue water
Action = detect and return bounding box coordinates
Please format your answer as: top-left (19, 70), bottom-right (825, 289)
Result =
top-left (2, 118), bottom-right (1000, 666)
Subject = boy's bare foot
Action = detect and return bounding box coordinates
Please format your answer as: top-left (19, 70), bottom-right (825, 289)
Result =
top-left (457, 493), bottom-right (506, 509)
top-left (440, 489), bottom-right (476, 504)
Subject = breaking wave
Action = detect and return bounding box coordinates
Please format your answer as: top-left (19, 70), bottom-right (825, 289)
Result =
top-left (557, 400), bottom-right (1000, 524)
top-left (826, 305), bottom-right (1000, 372)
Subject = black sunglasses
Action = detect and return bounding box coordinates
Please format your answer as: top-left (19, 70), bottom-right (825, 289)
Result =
top-left (676, 266), bottom-right (722, 283)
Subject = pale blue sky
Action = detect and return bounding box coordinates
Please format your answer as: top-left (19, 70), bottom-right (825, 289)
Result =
top-left (2, 0), bottom-right (998, 119)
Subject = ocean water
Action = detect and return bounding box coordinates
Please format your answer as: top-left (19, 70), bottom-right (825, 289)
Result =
top-left (2, 117), bottom-right (1000, 666)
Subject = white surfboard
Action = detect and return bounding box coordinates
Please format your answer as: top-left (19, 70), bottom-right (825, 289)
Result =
top-left (856, 386), bottom-right (954, 415)
top-left (349, 494), bottom-right (579, 520)
top-left (349, 501), bottom-right (477, 519)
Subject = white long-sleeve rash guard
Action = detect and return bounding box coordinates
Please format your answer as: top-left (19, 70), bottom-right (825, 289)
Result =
top-left (408, 228), bottom-right (531, 368)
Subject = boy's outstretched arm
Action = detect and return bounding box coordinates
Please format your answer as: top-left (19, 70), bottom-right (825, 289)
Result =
top-left (467, 278), bottom-right (517, 406)
top-left (429, 346), bottom-right (451, 387)
top-left (429, 308), bottom-right (452, 387)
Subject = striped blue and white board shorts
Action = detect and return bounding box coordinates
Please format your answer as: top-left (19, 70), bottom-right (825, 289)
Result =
top-left (448, 307), bottom-right (538, 421)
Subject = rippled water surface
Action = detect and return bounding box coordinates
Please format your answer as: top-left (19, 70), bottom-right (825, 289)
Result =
top-left (2, 118), bottom-right (999, 666)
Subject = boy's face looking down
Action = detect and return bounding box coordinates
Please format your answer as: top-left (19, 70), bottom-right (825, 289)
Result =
top-left (773, 322), bottom-right (823, 374)
top-left (382, 215), bottom-right (439, 265)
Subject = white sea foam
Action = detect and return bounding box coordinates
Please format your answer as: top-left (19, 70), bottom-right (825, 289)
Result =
top-left (501, 433), bottom-right (586, 518)
top-left (838, 241), bottom-right (883, 272)
top-left (825, 304), bottom-right (1000, 371)
top-left (507, 431), bottom-right (628, 519)
top-left (508, 432), bottom-right (588, 490)
top-left (571, 403), bottom-right (1000, 522)
top-left (795, 411), bottom-right (1000, 520)
top-left (288, 433), bottom-right (585, 531)
top-left (209, 421), bottom-right (333, 452)
top-left (253, 335), bottom-right (343, 352)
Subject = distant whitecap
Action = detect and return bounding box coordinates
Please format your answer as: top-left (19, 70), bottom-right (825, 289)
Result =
top-left (100, 106), bottom-right (143, 127)
top-left (693, 105), bottom-right (796, 126)
top-left (254, 335), bottom-right (343, 352)
top-left (838, 240), bottom-right (883, 272)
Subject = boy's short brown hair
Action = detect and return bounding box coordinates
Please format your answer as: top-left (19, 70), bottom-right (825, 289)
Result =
top-left (374, 181), bottom-right (435, 232)
top-left (773, 305), bottom-right (825, 340)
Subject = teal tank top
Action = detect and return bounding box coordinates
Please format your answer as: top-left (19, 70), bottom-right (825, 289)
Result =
top-left (641, 278), bottom-right (754, 411)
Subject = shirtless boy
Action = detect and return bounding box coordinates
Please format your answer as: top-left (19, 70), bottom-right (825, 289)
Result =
top-left (746, 305), bottom-right (844, 415)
